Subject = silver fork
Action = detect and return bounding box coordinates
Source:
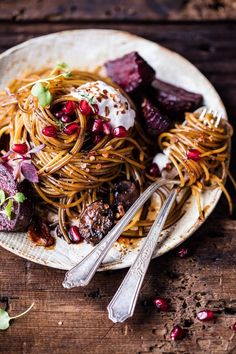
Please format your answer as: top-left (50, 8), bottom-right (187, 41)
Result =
top-left (63, 178), bottom-right (178, 289)
top-left (107, 107), bottom-right (223, 323)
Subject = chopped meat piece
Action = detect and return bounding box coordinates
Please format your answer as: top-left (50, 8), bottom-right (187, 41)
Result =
top-left (78, 200), bottom-right (114, 245)
top-left (152, 79), bottom-right (203, 117)
top-left (114, 180), bottom-right (139, 211)
top-left (105, 51), bottom-right (155, 93)
top-left (0, 163), bottom-right (33, 231)
top-left (141, 97), bottom-right (170, 136)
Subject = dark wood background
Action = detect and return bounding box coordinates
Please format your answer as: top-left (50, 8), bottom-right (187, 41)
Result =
top-left (0, 1), bottom-right (236, 353)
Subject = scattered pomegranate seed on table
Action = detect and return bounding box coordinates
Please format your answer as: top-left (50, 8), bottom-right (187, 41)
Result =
top-left (62, 101), bottom-right (76, 116)
top-left (149, 163), bottom-right (160, 177)
top-left (178, 248), bottom-right (188, 258)
top-left (170, 325), bottom-right (184, 340)
top-left (197, 310), bottom-right (214, 321)
top-left (63, 123), bottom-right (80, 135)
top-left (68, 226), bottom-right (82, 243)
top-left (42, 125), bottom-right (57, 138)
top-left (186, 149), bottom-right (201, 161)
top-left (12, 143), bottom-right (28, 155)
top-left (154, 298), bottom-right (169, 311)
top-left (232, 323), bottom-right (236, 332)
top-left (79, 99), bottom-right (92, 115)
top-left (113, 126), bottom-right (127, 138)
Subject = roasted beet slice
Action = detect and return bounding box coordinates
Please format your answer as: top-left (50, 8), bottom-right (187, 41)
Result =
top-left (0, 163), bottom-right (33, 231)
top-left (141, 97), bottom-right (170, 136)
top-left (78, 200), bottom-right (114, 245)
top-left (114, 180), bottom-right (139, 211)
top-left (152, 79), bottom-right (203, 117)
top-left (105, 51), bottom-right (155, 93)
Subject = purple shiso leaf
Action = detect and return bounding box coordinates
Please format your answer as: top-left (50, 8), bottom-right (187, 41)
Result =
top-left (28, 144), bottom-right (45, 154)
top-left (21, 162), bottom-right (39, 183)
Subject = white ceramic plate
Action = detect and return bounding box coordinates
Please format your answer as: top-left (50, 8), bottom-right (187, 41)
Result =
top-left (0, 29), bottom-right (227, 271)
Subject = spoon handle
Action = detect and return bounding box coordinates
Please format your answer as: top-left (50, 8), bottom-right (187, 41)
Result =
top-left (63, 178), bottom-right (170, 289)
top-left (107, 187), bottom-right (178, 323)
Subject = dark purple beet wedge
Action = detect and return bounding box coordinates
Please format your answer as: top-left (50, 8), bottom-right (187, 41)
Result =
top-left (152, 79), bottom-right (203, 118)
top-left (105, 51), bottom-right (155, 93)
top-left (141, 97), bottom-right (170, 136)
top-left (0, 163), bottom-right (33, 232)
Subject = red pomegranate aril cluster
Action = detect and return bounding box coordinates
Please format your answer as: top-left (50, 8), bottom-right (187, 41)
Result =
top-left (42, 125), bottom-right (57, 138)
top-left (63, 123), bottom-right (80, 135)
top-left (170, 325), bottom-right (184, 340)
top-left (154, 298), bottom-right (169, 312)
top-left (62, 101), bottom-right (76, 116)
top-left (187, 148), bottom-right (201, 161)
top-left (79, 99), bottom-right (92, 115)
top-left (178, 248), bottom-right (188, 258)
top-left (197, 310), bottom-right (214, 321)
top-left (12, 143), bottom-right (28, 155)
top-left (113, 126), bottom-right (127, 138)
top-left (149, 163), bottom-right (160, 177)
top-left (61, 114), bottom-right (73, 123)
top-left (68, 225), bottom-right (82, 243)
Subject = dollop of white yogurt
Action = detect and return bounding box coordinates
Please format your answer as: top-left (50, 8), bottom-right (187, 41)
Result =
top-left (71, 81), bottom-right (135, 130)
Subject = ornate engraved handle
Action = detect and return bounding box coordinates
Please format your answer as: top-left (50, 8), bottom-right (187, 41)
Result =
top-left (107, 188), bottom-right (178, 323)
top-left (62, 178), bottom-right (173, 289)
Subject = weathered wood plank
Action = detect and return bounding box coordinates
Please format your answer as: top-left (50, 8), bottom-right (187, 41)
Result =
top-left (0, 0), bottom-right (236, 21)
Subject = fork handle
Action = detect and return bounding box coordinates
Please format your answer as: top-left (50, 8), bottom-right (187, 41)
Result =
top-left (63, 178), bottom-right (170, 289)
top-left (107, 188), bottom-right (178, 323)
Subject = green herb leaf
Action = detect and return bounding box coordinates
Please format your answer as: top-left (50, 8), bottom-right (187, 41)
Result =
top-left (38, 90), bottom-right (52, 107)
top-left (0, 309), bottom-right (10, 330)
top-left (0, 303), bottom-right (34, 331)
top-left (14, 192), bottom-right (27, 203)
top-left (56, 62), bottom-right (69, 70)
top-left (0, 190), bottom-right (6, 205)
top-left (31, 83), bottom-right (45, 97)
top-left (5, 199), bottom-right (13, 220)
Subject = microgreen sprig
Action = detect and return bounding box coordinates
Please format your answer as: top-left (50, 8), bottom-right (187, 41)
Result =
top-left (56, 62), bottom-right (72, 78)
top-left (0, 191), bottom-right (27, 220)
top-left (0, 303), bottom-right (34, 330)
top-left (31, 82), bottom-right (52, 107)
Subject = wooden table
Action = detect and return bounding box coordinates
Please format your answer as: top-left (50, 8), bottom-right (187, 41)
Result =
top-left (0, 1), bottom-right (236, 353)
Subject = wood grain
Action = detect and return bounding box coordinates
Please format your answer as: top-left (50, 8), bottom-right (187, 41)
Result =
top-left (1, 0), bottom-right (236, 21)
top-left (0, 17), bottom-right (236, 354)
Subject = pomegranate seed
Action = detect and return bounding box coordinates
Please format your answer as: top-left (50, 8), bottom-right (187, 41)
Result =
top-left (154, 298), bottom-right (169, 311)
top-left (113, 126), bottom-right (127, 138)
top-left (12, 143), bottom-right (28, 155)
top-left (63, 123), bottom-right (80, 135)
top-left (149, 163), bottom-right (160, 177)
top-left (68, 226), bottom-right (82, 243)
top-left (79, 100), bottom-right (92, 115)
top-left (232, 323), bottom-right (236, 332)
top-left (103, 122), bottom-right (111, 135)
top-left (55, 111), bottom-right (63, 118)
top-left (92, 103), bottom-right (99, 114)
top-left (92, 119), bottom-right (103, 133)
top-left (197, 310), bottom-right (214, 321)
top-left (178, 248), bottom-right (188, 258)
top-left (170, 325), bottom-right (184, 340)
top-left (62, 101), bottom-right (76, 116)
top-left (93, 135), bottom-right (103, 144)
top-left (61, 114), bottom-right (73, 123)
top-left (187, 148), bottom-right (201, 161)
top-left (42, 125), bottom-right (57, 138)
